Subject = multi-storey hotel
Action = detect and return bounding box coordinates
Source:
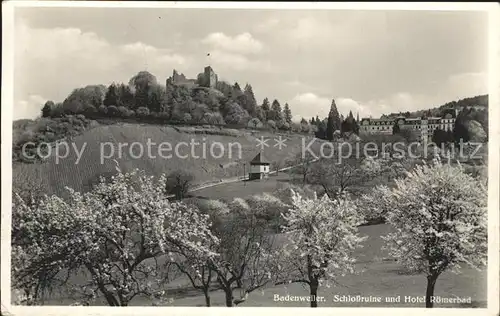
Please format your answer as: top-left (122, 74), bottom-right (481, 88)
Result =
top-left (359, 109), bottom-right (458, 141)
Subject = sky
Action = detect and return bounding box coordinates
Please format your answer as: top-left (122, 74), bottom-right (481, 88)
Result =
top-left (12, 6), bottom-right (489, 121)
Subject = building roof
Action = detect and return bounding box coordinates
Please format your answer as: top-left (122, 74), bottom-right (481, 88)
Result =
top-left (250, 152), bottom-right (270, 165)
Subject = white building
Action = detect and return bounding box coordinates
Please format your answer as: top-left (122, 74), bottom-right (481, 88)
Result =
top-left (248, 152), bottom-right (270, 180)
top-left (359, 109), bottom-right (458, 141)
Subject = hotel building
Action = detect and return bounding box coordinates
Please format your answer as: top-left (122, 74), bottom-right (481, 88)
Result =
top-left (359, 109), bottom-right (458, 141)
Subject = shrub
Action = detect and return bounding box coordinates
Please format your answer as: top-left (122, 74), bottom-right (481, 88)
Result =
top-left (290, 122), bottom-right (301, 133)
top-left (41, 101), bottom-right (54, 118)
top-left (117, 106), bottom-right (129, 117)
top-left (398, 128), bottom-right (419, 143)
top-left (98, 105), bottom-right (108, 115)
top-left (44, 131), bottom-right (56, 142)
top-left (136, 107), bottom-right (150, 118)
top-left (245, 193), bottom-right (287, 232)
top-left (279, 122), bottom-right (291, 131)
top-left (161, 170), bottom-right (194, 200)
top-left (82, 105), bottom-right (97, 116)
top-left (224, 102), bottom-right (250, 125)
top-left (51, 104), bottom-right (64, 118)
top-left (357, 185), bottom-right (392, 225)
top-left (157, 112), bottom-right (170, 121)
top-left (204, 112), bottom-right (225, 125)
top-left (107, 105), bottom-right (119, 117)
top-left (274, 183), bottom-right (317, 205)
top-left (267, 120), bottom-right (276, 130)
top-left (182, 113), bottom-right (192, 123)
top-left (61, 115), bottom-right (72, 123)
top-left (247, 118), bottom-right (263, 129)
top-left (192, 104), bottom-right (210, 123)
top-left (17, 130), bottom-right (35, 144)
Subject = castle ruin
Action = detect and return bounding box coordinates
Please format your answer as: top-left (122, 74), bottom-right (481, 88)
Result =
top-left (202, 66), bottom-right (218, 88)
top-left (166, 69), bottom-right (196, 87)
top-left (166, 66), bottom-right (218, 89)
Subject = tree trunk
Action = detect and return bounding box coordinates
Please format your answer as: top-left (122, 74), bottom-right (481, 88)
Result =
top-left (103, 291), bottom-right (119, 306)
top-left (203, 290), bottom-right (211, 307)
top-left (310, 279), bottom-right (319, 308)
top-left (224, 288), bottom-right (233, 307)
top-left (425, 274), bottom-right (438, 308)
top-left (98, 284), bottom-right (119, 306)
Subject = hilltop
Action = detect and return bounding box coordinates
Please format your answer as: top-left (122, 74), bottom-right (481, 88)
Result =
top-left (35, 66), bottom-right (302, 139)
top-left (10, 65), bottom-right (319, 197)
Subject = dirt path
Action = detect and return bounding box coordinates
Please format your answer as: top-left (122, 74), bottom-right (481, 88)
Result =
top-left (187, 158), bottom-right (319, 194)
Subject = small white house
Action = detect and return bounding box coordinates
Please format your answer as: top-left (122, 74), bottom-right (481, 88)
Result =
top-left (249, 152), bottom-right (270, 180)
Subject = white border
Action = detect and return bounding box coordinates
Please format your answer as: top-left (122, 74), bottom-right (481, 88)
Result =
top-left (1, 2), bottom-right (499, 316)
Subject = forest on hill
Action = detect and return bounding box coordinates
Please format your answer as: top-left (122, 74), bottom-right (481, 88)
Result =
top-left (13, 69), bottom-right (317, 163)
top-left (13, 67), bottom-right (488, 163)
top-left (39, 70), bottom-right (302, 132)
top-left (383, 95), bottom-right (488, 132)
top-left (309, 95), bottom-right (489, 143)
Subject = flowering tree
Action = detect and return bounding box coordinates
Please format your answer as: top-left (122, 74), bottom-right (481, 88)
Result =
top-left (277, 191), bottom-right (366, 307)
top-left (12, 169), bottom-right (218, 306)
top-left (164, 195), bottom-right (283, 307)
top-left (209, 197), bottom-right (279, 307)
top-left (357, 185), bottom-right (393, 225)
top-left (172, 253), bottom-right (215, 307)
top-left (168, 198), bottom-right (226, 307)
top-left (377, 159), bottom-right (487, 308)
top-left (309, 156), bottom-right (382, 199)
top-left (286, 151), bottom-right (317, 184)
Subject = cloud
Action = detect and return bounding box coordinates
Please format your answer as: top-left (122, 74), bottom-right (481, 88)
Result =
top-left (14, 19), bottom-right (186, 115)
top-left (349, 93), bottom-right (432, 119)
top-left (290, 18), bottom-right (326, 41)
top-left (288, 92), bottom-right (439, 122)
top-left (121, 42), bottom-right (186, 67)
top-left (254, 18), bottom-right (280, 33)
top-left (206, 50), bottom-right (274, 74)
top-left (282, 14), bottom-right (376, 50)
top-left (288, 93), bottom-right (367, 121)
top-left (352, 72), bottom-right (489, 119)
top-left (202, 32), bottom-right (263, 55)
top-left (13, 95), bottom-right (47, 121)
top-left (336, 98), bottom-right (363, 116)
top-left (208, 50), bottom-right (252, 71)
top-left (445, 72), bottom-right (488, 99)
top-left (13, 11), bottom-right (488, 123)
top-left (288, 93), bottom-right (331, 120)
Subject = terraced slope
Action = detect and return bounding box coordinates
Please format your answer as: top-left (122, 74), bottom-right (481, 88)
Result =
top-left (12, 123), bottom-right (317, 197)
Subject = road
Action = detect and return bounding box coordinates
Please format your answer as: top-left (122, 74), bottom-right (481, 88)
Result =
top-left (186, 158), bottom-right (319, 194)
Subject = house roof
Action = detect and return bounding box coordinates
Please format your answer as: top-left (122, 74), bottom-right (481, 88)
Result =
top-left (250, 152), bottom-right (270, 165)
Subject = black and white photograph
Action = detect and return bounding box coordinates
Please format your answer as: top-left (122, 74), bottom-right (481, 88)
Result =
top-left (2, 1), bottom-right (499, 315)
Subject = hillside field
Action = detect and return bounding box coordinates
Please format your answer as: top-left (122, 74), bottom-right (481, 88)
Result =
top-left (12, 123), bottom-right (319, 197)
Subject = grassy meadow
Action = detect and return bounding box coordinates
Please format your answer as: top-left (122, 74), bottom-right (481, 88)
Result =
top-left (35, 222), bottom-right (486, 308)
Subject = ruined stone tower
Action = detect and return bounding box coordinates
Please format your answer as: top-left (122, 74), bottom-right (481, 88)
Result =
top-left (203, 66), bottom-right (218, 88)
